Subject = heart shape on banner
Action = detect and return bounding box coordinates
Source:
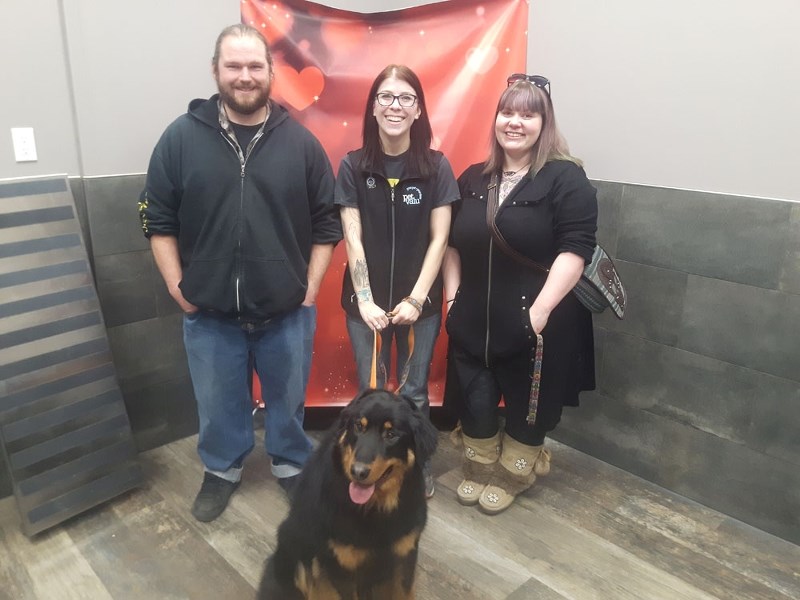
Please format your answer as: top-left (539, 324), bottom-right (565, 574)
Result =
top-left (274, 65), bottom-right (325, 111)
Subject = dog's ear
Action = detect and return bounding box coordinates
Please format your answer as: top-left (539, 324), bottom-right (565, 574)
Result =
top-left (399, 395), bottom-right (438, 465)
top-left (335, 389), bottom-right (372, 434)
top-left (335, 401), bottom-right (355, 435)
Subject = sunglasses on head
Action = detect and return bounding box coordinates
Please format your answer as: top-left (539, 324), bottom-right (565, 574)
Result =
top-left (507, 73), bottom-right (551, 95)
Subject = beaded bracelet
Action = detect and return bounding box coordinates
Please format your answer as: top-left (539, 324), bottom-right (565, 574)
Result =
top-left (402, 296), bottom-right (423, 314)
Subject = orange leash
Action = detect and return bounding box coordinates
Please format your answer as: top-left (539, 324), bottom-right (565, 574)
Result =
top-left (368, 323), bottom-right (415, 393)
top-left (395, 325), bottom-right (415, 394)
top-left (369, 328), bottom-right (382, 389)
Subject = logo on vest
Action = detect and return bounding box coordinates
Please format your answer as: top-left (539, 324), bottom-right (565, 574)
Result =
top-left (402, 186), bottom-right (422, 205)
top-left (366, 176), bottom-right (376, 189)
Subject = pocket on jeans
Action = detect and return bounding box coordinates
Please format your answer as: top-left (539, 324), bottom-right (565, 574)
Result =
top-left (183, 311), bottom-right (201, 323)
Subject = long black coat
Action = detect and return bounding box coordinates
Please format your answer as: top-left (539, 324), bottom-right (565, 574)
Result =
top-left (446, 160), bottom-right (597, 412)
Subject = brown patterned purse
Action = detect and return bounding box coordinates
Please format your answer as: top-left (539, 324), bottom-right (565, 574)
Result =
top-left (486, 173), bottom-right (626, 319)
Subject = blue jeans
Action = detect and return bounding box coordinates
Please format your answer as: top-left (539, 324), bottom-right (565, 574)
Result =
top-left (183, 306), bottom-right (315, 481)
top-left (345, 312), bottom-right (441, 418)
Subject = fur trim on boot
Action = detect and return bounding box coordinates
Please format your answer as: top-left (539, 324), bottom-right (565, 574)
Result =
top-left (478, 436), bottom-right (546, 515)
top-left (457, 432), bottom-right (501, 506)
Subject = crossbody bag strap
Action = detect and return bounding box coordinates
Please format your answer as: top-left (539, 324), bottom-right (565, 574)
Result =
top-left (485, 172), bottom-right (550, 274)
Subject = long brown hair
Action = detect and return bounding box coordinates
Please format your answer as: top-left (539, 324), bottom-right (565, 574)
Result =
top-left (359, 65), bottom-right (434, 177)
top-left (483, 80), bottom-right (579, 175)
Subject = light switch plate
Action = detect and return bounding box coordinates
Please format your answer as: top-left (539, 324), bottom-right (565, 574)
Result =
top-left (11, 127), bottom-right (38, 162)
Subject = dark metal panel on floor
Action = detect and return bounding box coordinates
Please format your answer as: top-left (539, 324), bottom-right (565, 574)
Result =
top-left (0, 176), bottom-right (142, 537)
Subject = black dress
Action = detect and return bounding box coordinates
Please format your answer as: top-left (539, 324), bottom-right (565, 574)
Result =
top-left (445, 160), bottom-right (597, 437)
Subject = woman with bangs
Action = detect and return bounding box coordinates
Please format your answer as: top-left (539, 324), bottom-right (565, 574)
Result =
top-left (335, 65), bottom-right (459, 498)
top-left (442, 74), bottom-right (598, 514)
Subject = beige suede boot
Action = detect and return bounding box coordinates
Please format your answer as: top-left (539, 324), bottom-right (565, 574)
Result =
top-left (456, 432), bottom-right (501, 506)
top-left (478, 436), bottom-right (551, 515)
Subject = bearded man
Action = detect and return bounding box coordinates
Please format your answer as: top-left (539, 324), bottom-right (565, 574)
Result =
top-left (139, 24), bottom-right (341, 522)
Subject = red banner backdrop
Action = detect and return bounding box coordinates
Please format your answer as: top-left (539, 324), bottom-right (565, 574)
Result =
top-left (243, 0), bottom-right (528, 406)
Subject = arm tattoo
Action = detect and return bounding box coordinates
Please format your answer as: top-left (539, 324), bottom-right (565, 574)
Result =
top-left (353, 259), bottom-right (369, 288)
top-left (353, 259), bottom-right (372, 302)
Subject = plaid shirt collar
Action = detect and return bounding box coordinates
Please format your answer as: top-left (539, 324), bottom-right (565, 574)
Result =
top-left (217, 98), bottom-right (271, 163)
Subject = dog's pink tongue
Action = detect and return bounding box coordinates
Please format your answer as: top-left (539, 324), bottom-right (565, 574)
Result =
top-left (349, 482), bottom-right (375, 504)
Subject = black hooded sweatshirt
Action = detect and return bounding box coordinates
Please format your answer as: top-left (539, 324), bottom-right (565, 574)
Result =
top-left (140, 95), bottom-right (341, 320)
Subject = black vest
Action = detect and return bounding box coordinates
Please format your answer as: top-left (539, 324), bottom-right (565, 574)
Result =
top-left (340, 149), bottom-right (445, 319)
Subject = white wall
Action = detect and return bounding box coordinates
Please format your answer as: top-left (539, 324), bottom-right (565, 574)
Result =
top-left (1, 0), bottom-right (798, 200)
top-left (62, 0), bottom-right (239, 176)
top-left (529, 0), bottom-right (800, 200)
top-left (0, 0), bottom-right (237, 179)
top-left (0, 0), bottom-right (80, 178)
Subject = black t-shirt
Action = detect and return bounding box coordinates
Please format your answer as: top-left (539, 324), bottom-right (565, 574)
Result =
top-left (384, 151), bottom-right (407, 184)
top-left (231, 122), bottom-right (262, 154)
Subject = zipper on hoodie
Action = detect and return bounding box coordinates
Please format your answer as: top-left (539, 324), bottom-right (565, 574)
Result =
top-left (220, 128), bottom-right (264, 314)
top-left (236, 161), bottom-right (245, 313)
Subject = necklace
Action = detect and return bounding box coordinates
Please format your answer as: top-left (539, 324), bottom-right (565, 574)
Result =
top-left (502, 163), bottom-right (531, 177)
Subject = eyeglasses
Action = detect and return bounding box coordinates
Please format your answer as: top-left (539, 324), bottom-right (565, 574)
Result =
top-left (375, 92), bottom-right (418, 108)
top-left (507, 73), bottom-right (551, 96)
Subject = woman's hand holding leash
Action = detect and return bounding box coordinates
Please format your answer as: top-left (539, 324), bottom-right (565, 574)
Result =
top-left (359, 300), bottom-right (390, 331)
top-left (390, 296), bottom-right (422, 325)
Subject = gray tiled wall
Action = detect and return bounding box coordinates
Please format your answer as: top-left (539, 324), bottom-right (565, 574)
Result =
top-left (81, 175), bottom-right (196, 456)
top-left (554, 181), bottom-right (800, 545)
top-left (2, 175), bottom-right (797, 546)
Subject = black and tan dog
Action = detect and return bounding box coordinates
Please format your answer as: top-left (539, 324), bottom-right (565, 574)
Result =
top-left (257, 389), bottom-right (438, 599)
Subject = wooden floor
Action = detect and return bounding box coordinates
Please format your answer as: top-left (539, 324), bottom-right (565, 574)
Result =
top-left (1, 429), bottom-right (798, 600)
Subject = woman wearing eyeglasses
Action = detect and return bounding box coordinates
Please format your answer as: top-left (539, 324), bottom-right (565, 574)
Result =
top-left (442, 74), bottom-right (598, 514)
top-left (335, 65), bottom-right (459, 497)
